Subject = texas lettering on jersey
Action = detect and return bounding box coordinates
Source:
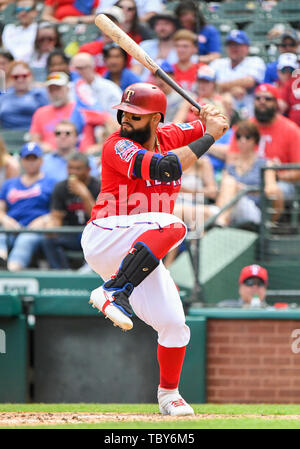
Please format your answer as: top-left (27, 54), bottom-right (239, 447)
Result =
top-left (90, 120), bottom-right (206, 220)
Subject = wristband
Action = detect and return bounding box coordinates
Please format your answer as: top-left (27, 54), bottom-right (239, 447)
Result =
top-left (188, 133), bottom-right (215, 159)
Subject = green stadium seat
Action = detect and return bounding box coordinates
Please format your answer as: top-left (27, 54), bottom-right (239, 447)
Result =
top-left (0, 129), bottom-right (28, 154)
top-left (265, 1), bottom-right (300, 23)
top-left (216, 1), bottom-right (263, 24)
top-left (58, 23), bottom-right (100, 48)
top-left (244, 21), bottom-right (275, 42)
top-left (0, 3), bottom-right (17, 24)
top-left (214, 19), bottom-right (238, 38)
top-left (35, 2), bottom-right (45, 21)
top-left (248, 41), bottom-right (270, 61)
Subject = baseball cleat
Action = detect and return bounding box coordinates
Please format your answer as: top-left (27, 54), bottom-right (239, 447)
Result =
top-left (157, 387), bottom-right (194, 416)
top-left (89, 286), bottom-right (133, 331)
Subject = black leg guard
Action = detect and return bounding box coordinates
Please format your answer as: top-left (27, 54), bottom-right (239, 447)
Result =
top-left (103, 242), bottom-right (160, 315)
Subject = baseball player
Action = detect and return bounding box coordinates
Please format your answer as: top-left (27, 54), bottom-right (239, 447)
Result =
top-left (81, 82), bottom-right (228, 416)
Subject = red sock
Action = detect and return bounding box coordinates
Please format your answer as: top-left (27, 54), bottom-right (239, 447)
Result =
top-left (157, 344), bottom-right (186, 390)
top-left (131, 223), bottom-right (186, 260)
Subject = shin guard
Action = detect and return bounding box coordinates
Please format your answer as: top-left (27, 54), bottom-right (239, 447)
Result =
top-left (103, 242), bottom-right (160, 316)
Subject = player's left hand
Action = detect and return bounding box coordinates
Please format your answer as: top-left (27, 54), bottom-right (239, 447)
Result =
top-left (191, 104), bottom-right (228, 126)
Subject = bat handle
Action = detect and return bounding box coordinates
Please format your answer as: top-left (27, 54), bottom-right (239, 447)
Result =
top-left (155, 68), bottom-right (202, 111)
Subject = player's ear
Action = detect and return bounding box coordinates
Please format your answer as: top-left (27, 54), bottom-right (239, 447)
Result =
top-left (151, 113), bottom-right (161, 126)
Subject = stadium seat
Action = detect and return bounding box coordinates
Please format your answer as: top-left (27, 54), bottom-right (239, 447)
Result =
top-left (215, 1), bottom-right (263, 25)
top-left (248, 41), bottom-right (270, 61)
top-left (0, 129), bottom-right (28, 154)
top-left (58, 23), bottom-right (100, 48)
top-left (265, 1), bottom-right (300, 23)
top-left (0, 3), bottom-right (17, 24)
top-left (244, 21), bottom-right (275, 42)
top-left (35, 2), bottom-right (45, 22)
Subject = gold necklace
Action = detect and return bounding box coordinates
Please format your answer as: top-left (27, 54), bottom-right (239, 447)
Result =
top-left (155, 135), bottom-right (161, 154)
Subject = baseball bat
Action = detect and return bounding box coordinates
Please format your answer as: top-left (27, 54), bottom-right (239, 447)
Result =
top-left (95, 13), bottom-right (203, 111)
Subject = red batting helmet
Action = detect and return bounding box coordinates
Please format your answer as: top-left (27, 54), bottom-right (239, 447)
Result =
top-left (113, 83), bottom-right (167, 124)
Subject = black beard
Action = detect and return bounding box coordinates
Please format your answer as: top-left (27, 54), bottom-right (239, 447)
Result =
top-left (159, 34), bottom-right (173, 42)
top-left (254, 105), bottom-right (277, 123)
top-left (120, 123), bottom-right (151, 145)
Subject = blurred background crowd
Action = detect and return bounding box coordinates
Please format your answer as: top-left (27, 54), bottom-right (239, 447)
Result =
top-left (0, 0), bottom-right (300, 274)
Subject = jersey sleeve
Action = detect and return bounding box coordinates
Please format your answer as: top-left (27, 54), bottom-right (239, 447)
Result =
top-left (157, 120), bottom-right (206, 152)
top-left (102, 134), bottom-right (144, 179)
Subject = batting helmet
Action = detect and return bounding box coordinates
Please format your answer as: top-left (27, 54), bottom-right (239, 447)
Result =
top-left (113, 83), bottom-right (167, 124)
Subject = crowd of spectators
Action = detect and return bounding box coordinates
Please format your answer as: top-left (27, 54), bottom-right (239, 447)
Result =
top-left (0, 0), bottom-right (300, 271)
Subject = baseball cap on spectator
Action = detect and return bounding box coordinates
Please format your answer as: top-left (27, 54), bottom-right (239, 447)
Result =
top-left (102, 6), bottom-right (125, 24)
top-left (45, 72), bottom-right (69, 87)
top-left (197, 65), bottom-right (216, 81)
top-left (277, 52), bottom-right (299, 70)
top-left (225, 30), bottom-right (250, 46)
top-left (280, 28), bottom-right (299, 44)
top-left (254, 83), bottom-right (279, 100)
top-left (148, 11), bottom-right (179, 29)
top-left (239, 264), bottom-right (268, 285)
top-left (20, 142), bottom-right (43, 159)
top-left (160, 60), bottom-right (174, 74)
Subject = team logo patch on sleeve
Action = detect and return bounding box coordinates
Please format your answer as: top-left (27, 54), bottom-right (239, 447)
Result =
top-left (115, 140), bottom-right (140, 162)
top-left (175, 123), bottom-right (194, 131)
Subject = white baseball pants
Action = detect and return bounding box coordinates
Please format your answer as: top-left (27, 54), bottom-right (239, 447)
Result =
top-left (81, 212), bottom-right (190, 348)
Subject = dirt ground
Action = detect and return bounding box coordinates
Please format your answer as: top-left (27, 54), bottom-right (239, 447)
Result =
top-left (1, 412), bottom-right (300, 426)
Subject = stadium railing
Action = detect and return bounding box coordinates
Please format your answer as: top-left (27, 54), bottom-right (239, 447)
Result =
top-left (185, 185), bottom-right (259, 304)
top-left (258, 164), bottom-right (300, 260)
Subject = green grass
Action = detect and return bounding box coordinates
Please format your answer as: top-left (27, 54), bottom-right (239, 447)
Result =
top-left (2, 403), bottom-right (300, 414)
top-left (1, 403), bottom-right (300, 429)
top-left (2, 419), bottom-right (300, 430)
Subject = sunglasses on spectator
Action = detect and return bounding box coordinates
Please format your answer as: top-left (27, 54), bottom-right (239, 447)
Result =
top-left (281, 67), bottom-right (294, 73)
top-left (55, 130), bottom-right (73, 136)
top-left (278, 43), bottom-right (297, 48)
top-left (11, 73), bottom-right (30, 80)
top-left (236, 133), bottom-right (253, 140)
top-left (254, 95), bottom-right (275, 102)
top-left (243, 278), bottom-right (265, 287)
top-left (16, 6), bottom-right (34, 13)
top-left (119, 5), bottom-right (136, 11)
top-left (38, 36), bottom-right (56, 43)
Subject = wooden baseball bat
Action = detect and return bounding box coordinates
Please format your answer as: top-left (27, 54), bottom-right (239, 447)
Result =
top-left (95, 13), bottom-right (203, 111)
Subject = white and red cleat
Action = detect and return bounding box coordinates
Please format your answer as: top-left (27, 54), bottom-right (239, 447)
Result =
top-left (158, 386), bottom-right (195, 416)
top-left (89, 286), bottom-right (133, 331)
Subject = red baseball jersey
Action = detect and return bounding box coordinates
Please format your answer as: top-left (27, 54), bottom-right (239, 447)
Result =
top-left (229, 114), bottom-right (300, 163)
top-left (173, 63), bottom-right (202, 94)
top-left (90, 120), bottom-right (205, 220)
